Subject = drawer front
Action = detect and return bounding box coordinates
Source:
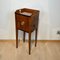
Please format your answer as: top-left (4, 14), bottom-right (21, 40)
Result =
top-left (16, 14), bottom-right (29, 31)
top-left (16, 14), bottom-right (26, 21)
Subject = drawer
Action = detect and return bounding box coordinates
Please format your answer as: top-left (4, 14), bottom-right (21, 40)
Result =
top-left (16, 14), bottom-right (29, 31)
top-left (16, 14), bottom-right (27, 21)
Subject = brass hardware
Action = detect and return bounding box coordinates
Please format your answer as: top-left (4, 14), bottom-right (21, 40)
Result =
top-left (21, 21), bottom-right (25, 25)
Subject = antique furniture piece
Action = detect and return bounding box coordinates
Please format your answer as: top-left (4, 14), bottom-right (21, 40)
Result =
top-left (15, 8), bottom-right (40, 55)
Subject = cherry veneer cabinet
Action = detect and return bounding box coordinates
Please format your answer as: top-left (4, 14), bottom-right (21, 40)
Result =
top-left (15, 8), bottom-right (40, 55)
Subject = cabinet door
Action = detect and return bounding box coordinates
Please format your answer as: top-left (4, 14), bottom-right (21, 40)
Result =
top-left (16, 14), bottom-right (30, 32)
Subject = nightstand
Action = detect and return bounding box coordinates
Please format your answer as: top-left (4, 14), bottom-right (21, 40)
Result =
top-left (15, 8), bottom-right (40, 54)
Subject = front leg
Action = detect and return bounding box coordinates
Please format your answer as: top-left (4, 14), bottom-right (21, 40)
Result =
top-left (29, 32), bottom-right (31, 55)
top-left (16, 29), bottom-right (18, 48)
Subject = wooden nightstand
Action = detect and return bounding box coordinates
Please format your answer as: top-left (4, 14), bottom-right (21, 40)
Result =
top-left (15, 8), bottom-right (40, 55)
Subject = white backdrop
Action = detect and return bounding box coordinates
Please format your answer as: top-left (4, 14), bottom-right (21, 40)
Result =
top-left (0, 0), bottom-right (60, 40)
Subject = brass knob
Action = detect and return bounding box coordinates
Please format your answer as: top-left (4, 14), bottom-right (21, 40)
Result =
top-left (21, 21), bottom-right (25, 25)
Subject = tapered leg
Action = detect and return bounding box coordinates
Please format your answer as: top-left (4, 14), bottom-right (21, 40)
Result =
top-left (35, 28), bottom-right (38, 47)
top-left (29, 32), bottom-right (31, 55)
top-left (23, 31), bottom-right (25, 42)
top-left (16, 29), bottom-right (18, 48)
